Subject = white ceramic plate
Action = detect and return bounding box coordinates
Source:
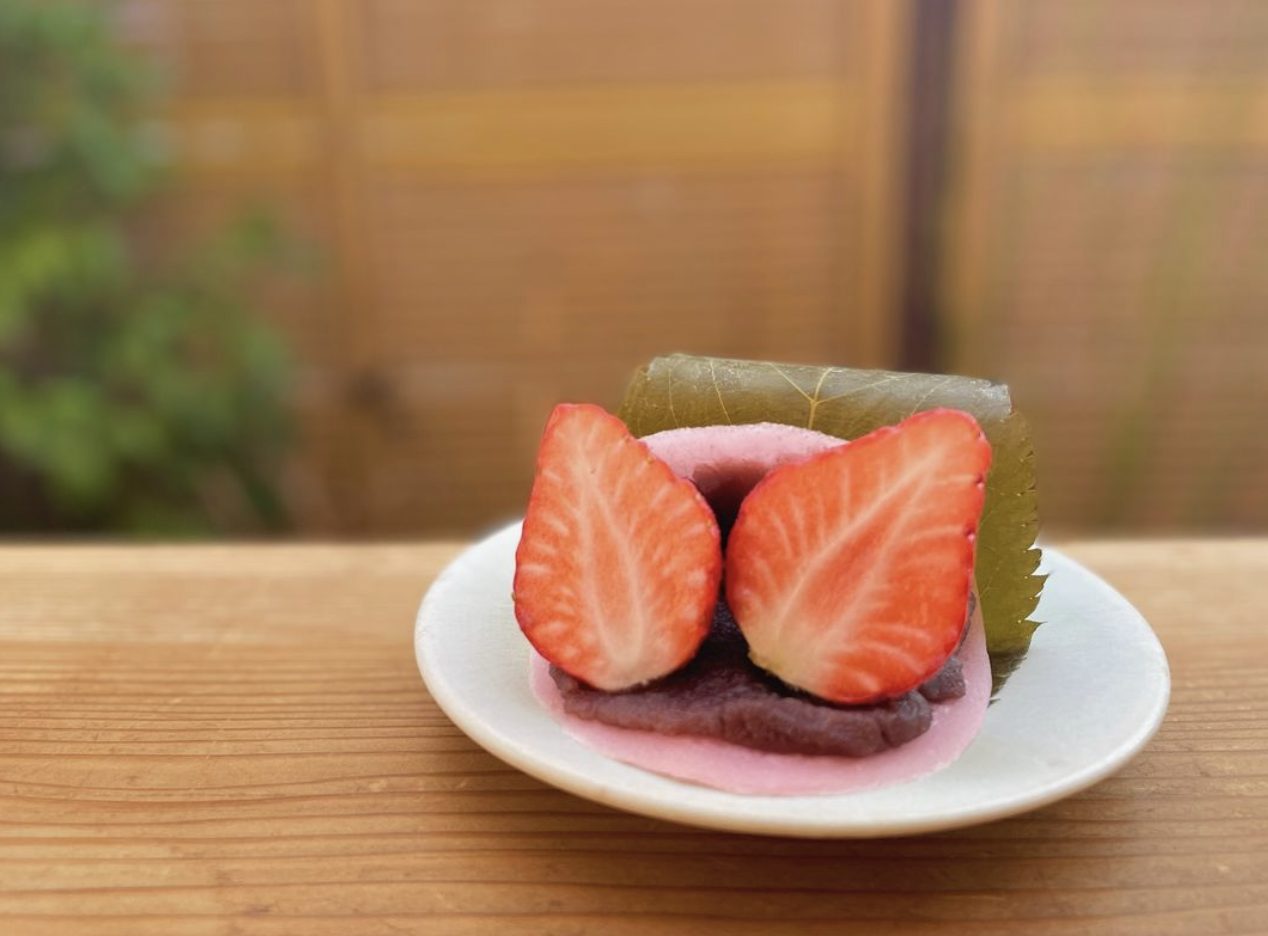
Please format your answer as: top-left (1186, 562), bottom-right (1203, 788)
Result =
top-left (415, 522), bottom-right (1170, 838)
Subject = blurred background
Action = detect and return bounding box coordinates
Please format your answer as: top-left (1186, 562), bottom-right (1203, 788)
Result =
top-left (1, 0), bottom-right (1264, 539)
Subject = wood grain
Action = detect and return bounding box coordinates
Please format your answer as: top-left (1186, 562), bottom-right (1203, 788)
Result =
top-left (0, 540), bottom-right (1265, 934)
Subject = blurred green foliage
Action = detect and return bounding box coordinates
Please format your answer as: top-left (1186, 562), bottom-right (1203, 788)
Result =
top-left (0, 1), bottom-right (295, 534)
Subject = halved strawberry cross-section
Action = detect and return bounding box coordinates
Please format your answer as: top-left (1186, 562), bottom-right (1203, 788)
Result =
top-left (725, 409), bottom-right (992, 704)
top-left (514, 404), bottom-right (722, 691)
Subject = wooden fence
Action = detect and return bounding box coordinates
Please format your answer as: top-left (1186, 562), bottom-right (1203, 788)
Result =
top-left (117, 0), bottom-right (1268, 534)
top-left (945, 0), bottom-right (1268, 531)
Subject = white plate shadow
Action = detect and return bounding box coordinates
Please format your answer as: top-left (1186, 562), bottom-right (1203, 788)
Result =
top-left (415, 523), bottom-right (1170, 838)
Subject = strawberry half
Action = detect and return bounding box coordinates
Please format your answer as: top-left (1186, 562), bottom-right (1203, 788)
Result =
top-left (514, 404), bottom-right (722, 691)
top-left (725, 408), bottom-right (991, 704)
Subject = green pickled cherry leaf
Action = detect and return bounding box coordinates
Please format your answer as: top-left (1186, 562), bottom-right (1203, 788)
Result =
top-left (618, 354), bottom-right (1045, 695)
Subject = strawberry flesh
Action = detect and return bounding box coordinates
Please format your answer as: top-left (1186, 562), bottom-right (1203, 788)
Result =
top-left (725, 408), bottom-right (991, 704)
top-left (514, 404), bottom-right (722, 691)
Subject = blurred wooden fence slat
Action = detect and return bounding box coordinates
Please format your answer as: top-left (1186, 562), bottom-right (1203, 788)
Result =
top-left (121, 0), bottom-right (909, 534)
top-left (944, 0), bottom-right (1268, 532)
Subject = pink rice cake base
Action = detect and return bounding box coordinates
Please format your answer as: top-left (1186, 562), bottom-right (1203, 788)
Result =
top-left (529, 599), bottom-right (991, 796)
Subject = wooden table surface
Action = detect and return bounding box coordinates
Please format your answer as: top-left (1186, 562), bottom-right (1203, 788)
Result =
top-left (0, 540), bottom-right (1265, 935)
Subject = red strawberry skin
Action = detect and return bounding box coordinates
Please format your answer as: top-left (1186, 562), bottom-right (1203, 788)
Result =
top-left (514, 404), bottom-right (722, 691)
top-left (725, 408), bottom-right (991, 704)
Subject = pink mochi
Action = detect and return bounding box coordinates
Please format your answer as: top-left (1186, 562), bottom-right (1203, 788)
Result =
top-left (528, 420), bottom-right (993, 795)
top-left (530, 599), bottom-right (990, 795)
top-left (641, 423), bottom-right (845, 524)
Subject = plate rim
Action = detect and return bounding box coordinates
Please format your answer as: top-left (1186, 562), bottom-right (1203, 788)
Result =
top-left (415, 521), bottom-right (1171, 838)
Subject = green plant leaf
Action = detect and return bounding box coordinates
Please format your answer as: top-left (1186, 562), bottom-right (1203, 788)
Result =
top-left (618, 354), bottom-right (1045, 694)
